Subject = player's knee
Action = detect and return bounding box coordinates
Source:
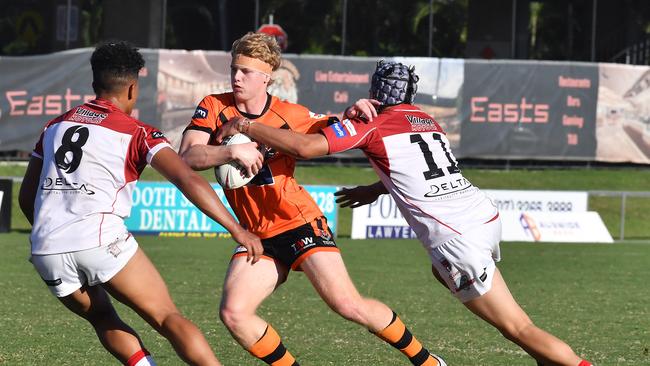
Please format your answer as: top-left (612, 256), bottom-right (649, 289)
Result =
top-left (329, 297), bottom-right (365, 323)
top-left (83, 302), bottom-right (120, 325)
top-left (146, 310), bottom-right (184, 334)
top-left (219, 302), bottom-right (250, 331)
top-left (86, 309), bottom-right (118, 327)
top-left (499, 319), bottom-right (535, 343)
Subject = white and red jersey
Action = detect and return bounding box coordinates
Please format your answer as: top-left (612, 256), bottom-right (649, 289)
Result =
top-left (30, 98), bottom-right (171, 255)
top-left (322, 104), bottom-right (498, 247)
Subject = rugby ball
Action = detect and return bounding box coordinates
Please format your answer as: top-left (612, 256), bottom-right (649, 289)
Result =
top-left (214, 133), bottom-right (255, 190)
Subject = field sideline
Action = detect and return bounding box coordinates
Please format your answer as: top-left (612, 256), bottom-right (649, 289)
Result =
top-left (1, 164), bottom-right (650, 365)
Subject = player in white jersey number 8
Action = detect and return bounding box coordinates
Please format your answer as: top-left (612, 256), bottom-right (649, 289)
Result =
top-left (214, 60), bottom-right (593, 366)
top-left (19, 41), bottom-right (263, 366)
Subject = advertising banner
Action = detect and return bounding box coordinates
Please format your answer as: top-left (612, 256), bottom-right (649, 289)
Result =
top-left (351, 193), bottom-right (417, 240)
top-left (459, 60), bottom-right (599, 160)
top-left (596, 63), bottom-right (650, 164)
top-left (286, 55), bottom-right (377, 117)
top-left (0, 48), bottom-right (159, 151)
top-left (500, 211), bottom-right (613, 243)
top-left (351, 190), bottom-right (595, 242)
top-left (125, 182), bottom-right (339, 236)
top-left (2, 49), bottom-right (650, 166)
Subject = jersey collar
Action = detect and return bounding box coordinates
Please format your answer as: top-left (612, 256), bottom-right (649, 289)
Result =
top-left (235, 93), bottom-right (274, 119)
top-left (383, 103), bottom-right (421, 113)
top-left (88, 97), bottom-right (120, 112)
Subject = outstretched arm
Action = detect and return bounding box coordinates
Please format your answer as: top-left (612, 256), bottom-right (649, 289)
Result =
top-left (215, 117), bottom-right (330, 160)
top-left (152, 146), bottom-right (263, 263)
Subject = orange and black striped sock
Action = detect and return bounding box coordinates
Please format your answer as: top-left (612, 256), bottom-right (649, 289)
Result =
top-left (248, 324), bottom-right (299, 366)
top-left (375, 312), bottom-right (441, 366)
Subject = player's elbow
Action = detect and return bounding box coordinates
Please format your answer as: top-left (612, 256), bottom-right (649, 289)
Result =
top-left (179, 147), bottom-right (209, 171)
top-left (172, 168), bottom-right (202, 192)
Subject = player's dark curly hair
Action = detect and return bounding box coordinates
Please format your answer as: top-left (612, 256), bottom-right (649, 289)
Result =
top-left (90, 41), bottom-right (145, 94)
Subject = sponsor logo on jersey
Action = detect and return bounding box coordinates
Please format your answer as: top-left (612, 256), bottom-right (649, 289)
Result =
top-left (456, 274), bottom-right (476, 291)
top-left (151, 131), bottom-right (165, 139)
top-left (71, 107), bottom-right (108, 124)
top-left (291, 236), bottom-right (316, 253)
top-left (341, 119), bottom-right (357, 136)
top-left (309, 111), bottom-right (327, 119)
top-left (41, 177), bottom-right (95, 195)
top-left (405, 114), bottom-right (438, 132)
top-left (318, 229), bottom-right (332, 241)
top-left (479, 268), bottom-right (488, 282)
top-left (317, 229), bottom-right (335, 245)
top-left (107, 242), bottom-right (123, 258)
top-left (331, 122), bottom-right (347, 138)
top-left (424, 177), bottom-right (473, 198)
top-left (193, 106), bottom-right (208, 119)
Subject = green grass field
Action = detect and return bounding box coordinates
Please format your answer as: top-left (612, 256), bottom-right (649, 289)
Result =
top-left (1, 234), bottom-right (649, 365)
top-left (1, 164), bottom-right (650, 365)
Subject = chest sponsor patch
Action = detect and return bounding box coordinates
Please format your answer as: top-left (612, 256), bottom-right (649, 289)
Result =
top-left (193, 106), bottom-right (208, 119)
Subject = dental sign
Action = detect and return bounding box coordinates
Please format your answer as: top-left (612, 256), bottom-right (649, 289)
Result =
top-left (126, 182), bottom-right (339, 237)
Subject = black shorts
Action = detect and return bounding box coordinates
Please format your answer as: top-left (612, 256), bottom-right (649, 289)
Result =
top-left (232, 217), bottom-right (339, 270)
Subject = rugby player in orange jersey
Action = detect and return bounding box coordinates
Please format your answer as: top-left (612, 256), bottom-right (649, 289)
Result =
top-left (179, 32), bottom-right (446, 366)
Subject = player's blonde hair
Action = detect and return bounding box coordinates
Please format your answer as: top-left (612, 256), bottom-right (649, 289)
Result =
top-left (231, 32), bottom-right (282, 72)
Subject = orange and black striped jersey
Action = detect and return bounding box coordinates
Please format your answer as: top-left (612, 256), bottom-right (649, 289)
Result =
top-left (185, 92), bottom-right (338, 238)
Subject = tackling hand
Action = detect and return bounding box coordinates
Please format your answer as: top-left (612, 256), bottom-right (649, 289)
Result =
top-left (215, 116), bottom-right (248, 144)
top-left (231, 229), bottom-right (264, 264)
top-left (334, 185), bottom-right (382, 208)
top-left (344, 99), bottom-right (381, 122)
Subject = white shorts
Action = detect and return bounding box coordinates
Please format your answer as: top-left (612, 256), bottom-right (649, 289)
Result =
top-left (30, 234), bottom-right (138, 297)
top-left (429, 217), bottom-right (502, 303)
